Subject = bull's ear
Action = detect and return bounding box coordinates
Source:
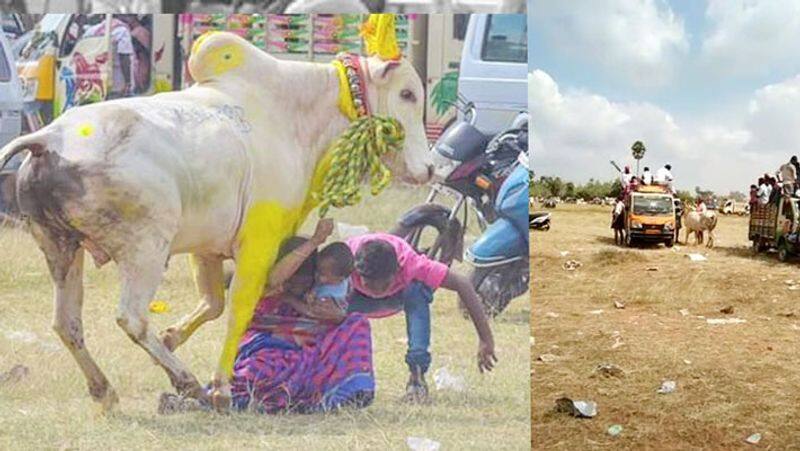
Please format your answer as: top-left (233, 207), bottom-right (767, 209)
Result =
top-left (367, 58), bottom-right (401, 85)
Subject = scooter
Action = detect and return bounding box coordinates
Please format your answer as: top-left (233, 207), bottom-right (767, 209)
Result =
top-left (464, 155), bottom-right (530, 316)
top-left (530, 211), bottom-right (551, 230)
top-left (392, 99), bottom-right (529, 316)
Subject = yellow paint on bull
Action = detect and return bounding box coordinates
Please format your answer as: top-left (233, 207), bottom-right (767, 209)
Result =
top-left (216, 151), bottom-right (333, 378)
top-left (217, 202), bottom-right (301, 377)
top-left (77, 123), bottom-right (94, 138)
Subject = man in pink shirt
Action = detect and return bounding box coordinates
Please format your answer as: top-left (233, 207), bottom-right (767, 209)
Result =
top-left (345, 233), bottom-right (496, 403)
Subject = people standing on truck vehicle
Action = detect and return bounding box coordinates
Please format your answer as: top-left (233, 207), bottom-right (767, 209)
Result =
top-left (86, 17), bottom-right (136, 98)
top-left (655, 164), bottom-right (673, 184)
top-left (642, 167), bottom-right (653, 185)
top-left (769, 175), bottom-right (781, 203)
top-left (621, 165), bottom-right (635, 189)
top-left (758, 177), bottom-right (771, 205)
top-left (749, 184), bottom-right (758, 207)
top-left (611, 196), bottom-right (625, 245)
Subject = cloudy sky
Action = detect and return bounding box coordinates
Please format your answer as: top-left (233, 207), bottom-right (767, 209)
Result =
top-left (529, 0), bottom-right (800, 193)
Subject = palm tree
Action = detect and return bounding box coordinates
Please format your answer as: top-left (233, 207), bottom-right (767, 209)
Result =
top-left (631, 140), bottom-right (646, 176)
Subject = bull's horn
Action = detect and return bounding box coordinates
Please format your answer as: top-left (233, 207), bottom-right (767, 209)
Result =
top-left (361, 14), bottom-right (401, 61)
top-left (0, 135), bottom-right (47, 171)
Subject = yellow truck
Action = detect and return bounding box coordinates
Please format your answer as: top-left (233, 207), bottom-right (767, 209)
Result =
top-left (624, 184), bottom-right (677, 247)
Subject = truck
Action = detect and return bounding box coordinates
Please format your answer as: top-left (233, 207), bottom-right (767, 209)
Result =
top-left (624, 184), bottom-right (677, 247)
top-left (722, 199), bottom-right (749, 215)
top-left (749, 197), bottom-right (800, 261)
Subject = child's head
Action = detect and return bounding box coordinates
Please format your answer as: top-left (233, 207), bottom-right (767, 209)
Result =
top-left (317, 242), bottom-right (354, 285)
top-left (354, 239), bottom-right (399, 294)
top-left (279, 236), bottom-right (317, 296)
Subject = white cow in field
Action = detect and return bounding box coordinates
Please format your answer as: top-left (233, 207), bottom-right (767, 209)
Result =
top-left (0, 32), bottom-right (432, 410)
top-left (683, 208), bottom-right (718, 248)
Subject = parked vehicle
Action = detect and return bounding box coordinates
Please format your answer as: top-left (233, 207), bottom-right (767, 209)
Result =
top-left (530, 211), bottom-right (550, 230)
top-left (722, 199), bottom-right (749, 215)
top-left (0, 30), bottom-right (23, 219)
top-left (750, 197), bottom-right (800, 262)
top-left (16, 14), bottom-right (178, 131)
top-left (392, 102), bottom-right (528, 316)
top-left (624, 184), bottom-right (677, 247)
top-left (458, 14), bottom-right (526, 134)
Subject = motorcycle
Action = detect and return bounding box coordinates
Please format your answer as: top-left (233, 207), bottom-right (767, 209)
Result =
top-left (530, 211), bottom-right (551, 230)
top-left (392, 98), bottom-right (529, 316)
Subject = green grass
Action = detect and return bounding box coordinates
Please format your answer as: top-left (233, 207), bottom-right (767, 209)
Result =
top-left (0, 186), bottom-right (530, 450)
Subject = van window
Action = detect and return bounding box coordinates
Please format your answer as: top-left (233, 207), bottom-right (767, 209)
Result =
top-left (0, 44), bottom-right (11, 82)
top-left (481, 15), bottom-right (527, 63)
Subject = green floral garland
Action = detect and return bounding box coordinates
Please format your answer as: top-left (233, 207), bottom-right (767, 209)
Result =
top-left (314, 116), bottom-right (405, 217)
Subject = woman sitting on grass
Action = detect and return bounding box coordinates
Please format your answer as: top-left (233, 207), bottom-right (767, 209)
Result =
top-left (230, 219), bottom-right (374, 413)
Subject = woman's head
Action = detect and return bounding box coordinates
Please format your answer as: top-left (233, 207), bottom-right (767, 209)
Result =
top-left (278, 236), bottom-right (317, 296)
top-left (354, 239), bottom-right (399, 294)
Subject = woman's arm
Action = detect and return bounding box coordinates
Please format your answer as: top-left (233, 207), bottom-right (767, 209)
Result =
top-left (267, 219), bottom-right (334, 289)
top-left (439, 270), bottom-right (497, 373)
top-left (284, 294), bottom-right (346, 322)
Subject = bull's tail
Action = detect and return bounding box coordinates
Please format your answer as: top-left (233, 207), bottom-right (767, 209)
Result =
top-left (0, 130), bottom-right (53, 171)
top-left (708, 213), bottom-right (718, 231)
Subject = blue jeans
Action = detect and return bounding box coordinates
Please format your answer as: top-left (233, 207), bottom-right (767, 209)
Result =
top-left (346, 281), bottom-right (434, 375)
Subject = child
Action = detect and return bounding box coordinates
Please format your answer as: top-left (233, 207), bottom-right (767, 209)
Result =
top-left (345, 233), bottom-right (496, 403)
top-left (266, 219), bottom-right (355, 320)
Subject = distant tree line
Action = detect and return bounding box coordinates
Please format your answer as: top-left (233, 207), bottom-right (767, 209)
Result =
top-left (532, 176), bottom-right (745, 204)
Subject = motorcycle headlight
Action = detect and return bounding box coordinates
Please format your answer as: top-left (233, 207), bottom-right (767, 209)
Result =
top-left (631, 221), bottom-right (643, 229)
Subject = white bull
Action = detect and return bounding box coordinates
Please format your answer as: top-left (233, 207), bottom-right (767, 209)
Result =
top-left (683, 209), bottom-right (719, 248)
top-left (0, 32), bottom-right (432, 410)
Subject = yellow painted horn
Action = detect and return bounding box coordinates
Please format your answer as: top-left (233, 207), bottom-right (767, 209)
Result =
top-left (361, 14), bottom-right (401, 61)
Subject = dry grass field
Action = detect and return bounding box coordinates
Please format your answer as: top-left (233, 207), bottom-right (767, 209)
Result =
top-left (0, 187), bottom-right (530, 450)
top-left (532, 204), bottom-right (800, 450)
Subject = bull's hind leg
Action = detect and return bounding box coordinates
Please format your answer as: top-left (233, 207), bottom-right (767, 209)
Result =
top-left (160, 254), bottom-right (225, 351)
top-left (115, 241), bottom-right (206, 401)
top-left (30, 225), bottom-right (118, 411)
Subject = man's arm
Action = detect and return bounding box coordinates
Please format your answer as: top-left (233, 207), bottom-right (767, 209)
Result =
top-left (439, 270), bottom-right (497, 372)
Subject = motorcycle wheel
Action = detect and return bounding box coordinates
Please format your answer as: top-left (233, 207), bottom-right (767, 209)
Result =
top-left (463, 260), bottom-right (529, 318)
top-left (391, 210), bottom-right (461, 266)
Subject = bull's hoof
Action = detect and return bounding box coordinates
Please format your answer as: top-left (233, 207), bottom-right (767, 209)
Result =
top-left (158, 392), bottom-right (209, 415)
top-left (95, 387), bottom-right (119, 415)
top-left (159, 327), bottom-right (181, 352)
top-left (210, 385), bottom-right (232, 414)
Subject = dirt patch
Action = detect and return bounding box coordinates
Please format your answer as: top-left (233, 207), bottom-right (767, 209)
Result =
top-left (532, 205), bottom-right (800, 449)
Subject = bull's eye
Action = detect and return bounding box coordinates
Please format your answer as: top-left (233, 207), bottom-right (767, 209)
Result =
top-left (400, 89), bottom-right (416, 102)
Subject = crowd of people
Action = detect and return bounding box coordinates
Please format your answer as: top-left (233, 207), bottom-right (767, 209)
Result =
top-left (620, 163), bottom-right (675, 195)
top-left (749, 156), bottom-right (800, 207)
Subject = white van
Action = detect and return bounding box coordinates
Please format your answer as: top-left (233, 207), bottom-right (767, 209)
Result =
top-left (0, 29), bottom-right (22, 216)
top-left (458, 14), bottom-right (527, 133)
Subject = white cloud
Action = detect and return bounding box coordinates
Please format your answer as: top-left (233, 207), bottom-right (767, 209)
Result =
top-left (702, 0), bottom-right (800, 77)
top-left (528, 69), bottom-right (791, 193)
top-left (530, 0), bottom-right (689, 86)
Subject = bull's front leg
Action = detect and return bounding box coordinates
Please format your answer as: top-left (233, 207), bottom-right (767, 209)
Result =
top-left (210, 201), bottom-right (299, 412)
top-left (160, 254), bottom-right (226, 351)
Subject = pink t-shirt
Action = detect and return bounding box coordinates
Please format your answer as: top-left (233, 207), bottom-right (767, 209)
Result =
top-left (346, 233), bottom-right (449, 298)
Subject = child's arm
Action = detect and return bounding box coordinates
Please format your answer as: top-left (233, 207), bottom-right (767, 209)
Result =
top-left (283, 292), bottom-right (346, 322)
top-left (439, 270), bottom-right (497, 373)
top-left (267, 218), bottom-right (334, 289)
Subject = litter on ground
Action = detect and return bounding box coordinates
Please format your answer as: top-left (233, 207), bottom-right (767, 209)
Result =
top-left (433, 367), bottom-right (466, 392)
top-left (706, 318), bottom-right (747, 325)
top-left (406, 437), bottom-right (441, 451)
top-left (687, 253), bottom-right (708, 262)
top-left (657, 380), bottom-right (677, 394)
top-left (554, 397), bottom-right (597, 418)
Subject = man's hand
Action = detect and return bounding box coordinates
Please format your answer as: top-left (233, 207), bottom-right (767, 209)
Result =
top-left (477, 339), bottom-right (497, 373)
top-left (311, 218), bottom-right (335, 245)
